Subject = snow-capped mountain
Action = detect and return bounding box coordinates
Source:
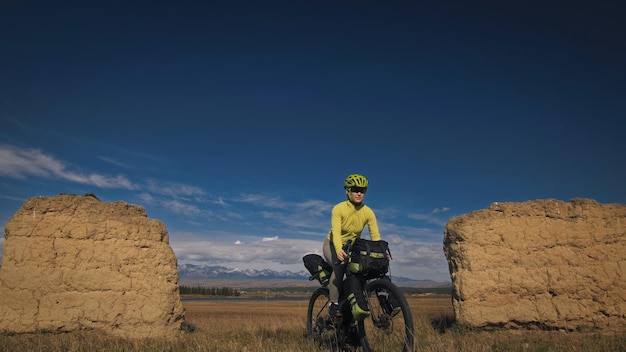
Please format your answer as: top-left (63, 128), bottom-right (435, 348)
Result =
top-left (177, 263), bottom-right (310, 281)
top-left (176, 263), bottom-right (446, 287)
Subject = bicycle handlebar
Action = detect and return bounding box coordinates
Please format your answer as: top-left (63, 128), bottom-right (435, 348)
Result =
top-left (344, 239), bottom-right (353, 255)
top-left (333, 240), bottom-right (352, 265)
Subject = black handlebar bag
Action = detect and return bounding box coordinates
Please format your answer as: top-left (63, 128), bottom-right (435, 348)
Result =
top-left (348, 239), bottom-right (389, 279)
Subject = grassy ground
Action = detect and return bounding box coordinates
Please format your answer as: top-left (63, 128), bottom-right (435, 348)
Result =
top-left (1, 295), bottom-right (624, 351)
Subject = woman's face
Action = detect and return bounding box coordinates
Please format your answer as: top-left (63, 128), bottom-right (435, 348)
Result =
top-left (348, 187), bottom-right (366, 204)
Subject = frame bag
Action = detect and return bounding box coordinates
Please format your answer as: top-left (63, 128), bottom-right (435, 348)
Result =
top-left (302, 254), bottom-right (333, 287)
top-left (348, 239), bottom-right (390, 279)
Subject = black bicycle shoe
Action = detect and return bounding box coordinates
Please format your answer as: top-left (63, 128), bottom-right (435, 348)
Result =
top-left (329, 303), bottom-right (343, 320)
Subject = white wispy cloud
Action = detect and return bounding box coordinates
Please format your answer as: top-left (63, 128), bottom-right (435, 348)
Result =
top-left (0, 144), bottom-right (138, 190)
top-left (236, 194), bottom-right (332, 232)
top-left (169, 232), bottom-right (450, 281)
top-left (384, 234), bottom-right (445, 265)
top-left (146, 179), bottom-right (205, 198)
top-left (374, 223), bottom-right (449, 279)
top-left (0, 144), bottom-right (212, 218)
top-left (295, 199), bottom-right (332, 217)
top-left (237, 195), bottom-right (332, 215)
top-left (407, 207), bottom-right (451, 227)
top-left (171, 234), bottom-right (323, 266)
top-left (138, 192), bottom-right (220, 219)
top-left (161, 199), bottom-right (203, 217)
top-left (214, 197), bottom-right (228, 206)
top-left (97, 156), bottom-right (130, 169)
top-left (379, 221), bottom-right (443, 242)
top-left (0, 193), bottom-right (26, 202)
top-left (237, 194), bottom-right (287, 208)
top-left (0, 144), bottom-right (451, 280)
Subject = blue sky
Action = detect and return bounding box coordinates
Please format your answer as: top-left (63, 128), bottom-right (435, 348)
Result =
top-left (1, 1), bottom-right (624, 282)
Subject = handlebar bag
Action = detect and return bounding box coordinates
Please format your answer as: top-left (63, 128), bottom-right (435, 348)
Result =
top-left (302, 254), bottom-right (333, 287)
top-left (348, 239), bottom-right (389, 279)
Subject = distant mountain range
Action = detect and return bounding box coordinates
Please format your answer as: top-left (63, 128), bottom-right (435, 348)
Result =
top-left (177, 263), bottom-right (449, 288)
top-left (178, 263), bottom-right (310, 280)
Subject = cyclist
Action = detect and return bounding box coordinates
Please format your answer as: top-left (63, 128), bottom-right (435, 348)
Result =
top-left (323, 173), bottom-right (382, 319)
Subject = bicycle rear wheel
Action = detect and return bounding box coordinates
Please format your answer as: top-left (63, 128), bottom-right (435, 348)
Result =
top-left (307, 287), bottom-right (329, 339)
top-left (307, 287), bottom-right (345, 351)
top-left (360, 278), bottom-right (414, 352)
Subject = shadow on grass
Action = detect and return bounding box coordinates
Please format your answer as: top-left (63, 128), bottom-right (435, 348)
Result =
top-left (430, 315), bottom-right (456, 334)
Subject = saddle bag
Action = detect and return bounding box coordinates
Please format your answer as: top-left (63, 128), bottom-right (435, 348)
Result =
top-left (344, 274), bottom-right (369, 321)
top-left (302, 254), bottom-right (333, 287)
top-left (348, 239), bottom-right (390, 279)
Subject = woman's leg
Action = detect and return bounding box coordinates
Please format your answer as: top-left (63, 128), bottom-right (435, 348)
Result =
top-left (323, 237), bottom-right (345, 303)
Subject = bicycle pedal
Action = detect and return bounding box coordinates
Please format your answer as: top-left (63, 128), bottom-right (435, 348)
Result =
top-left (332, 315), bottom-right (343, 322)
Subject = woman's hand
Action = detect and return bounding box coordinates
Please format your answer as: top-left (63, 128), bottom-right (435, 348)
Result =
top-left (337, 249), bottom-right (348, 262)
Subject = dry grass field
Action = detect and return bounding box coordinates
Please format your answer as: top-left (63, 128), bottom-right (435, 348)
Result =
top-left (1, 295), bottom-right (624, 351)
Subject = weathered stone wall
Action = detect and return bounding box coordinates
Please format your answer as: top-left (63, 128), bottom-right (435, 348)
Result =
top-left (0, 194), bottom-right (185, 339)
top-left (444, 198), bottom-right (625, 332)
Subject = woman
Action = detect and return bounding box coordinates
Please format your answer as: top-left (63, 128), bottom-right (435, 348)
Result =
top-left (323, 173), bottom-right (382, 318)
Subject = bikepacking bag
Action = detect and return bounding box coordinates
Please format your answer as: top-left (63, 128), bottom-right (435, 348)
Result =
top-left (302, 254), bottom-right (333, 287)
top-left (348, 239), bottom-right (390, 279)
top-left (344, 274), bottom-right (369, 321)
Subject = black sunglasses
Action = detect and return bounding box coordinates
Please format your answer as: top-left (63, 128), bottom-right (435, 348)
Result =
top-left (350, 187), bottom-right (367, 194)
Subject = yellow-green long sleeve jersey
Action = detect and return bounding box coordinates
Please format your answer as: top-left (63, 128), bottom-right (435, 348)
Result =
top-left (327, 200), bottom-right (381, 254)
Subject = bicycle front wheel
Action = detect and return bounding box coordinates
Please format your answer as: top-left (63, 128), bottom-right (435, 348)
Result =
top-left (360, 278), bottom-right (414, 352)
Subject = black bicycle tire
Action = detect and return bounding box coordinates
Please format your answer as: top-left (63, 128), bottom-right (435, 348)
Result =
top-left (360, 278), bottom-right (414, 352)
top-left (307, 287), bottom-right (330, 339)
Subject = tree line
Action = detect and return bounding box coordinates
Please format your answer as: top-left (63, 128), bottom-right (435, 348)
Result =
top-left (179, 285), bottom-right (241, 296)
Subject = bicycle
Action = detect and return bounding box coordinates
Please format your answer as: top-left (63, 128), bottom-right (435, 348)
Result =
top-left (304, 241), bottom-right (414, 351)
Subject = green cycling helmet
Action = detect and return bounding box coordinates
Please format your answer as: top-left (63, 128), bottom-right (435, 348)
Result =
top-left (344, 174), bottom-right (368, 190)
